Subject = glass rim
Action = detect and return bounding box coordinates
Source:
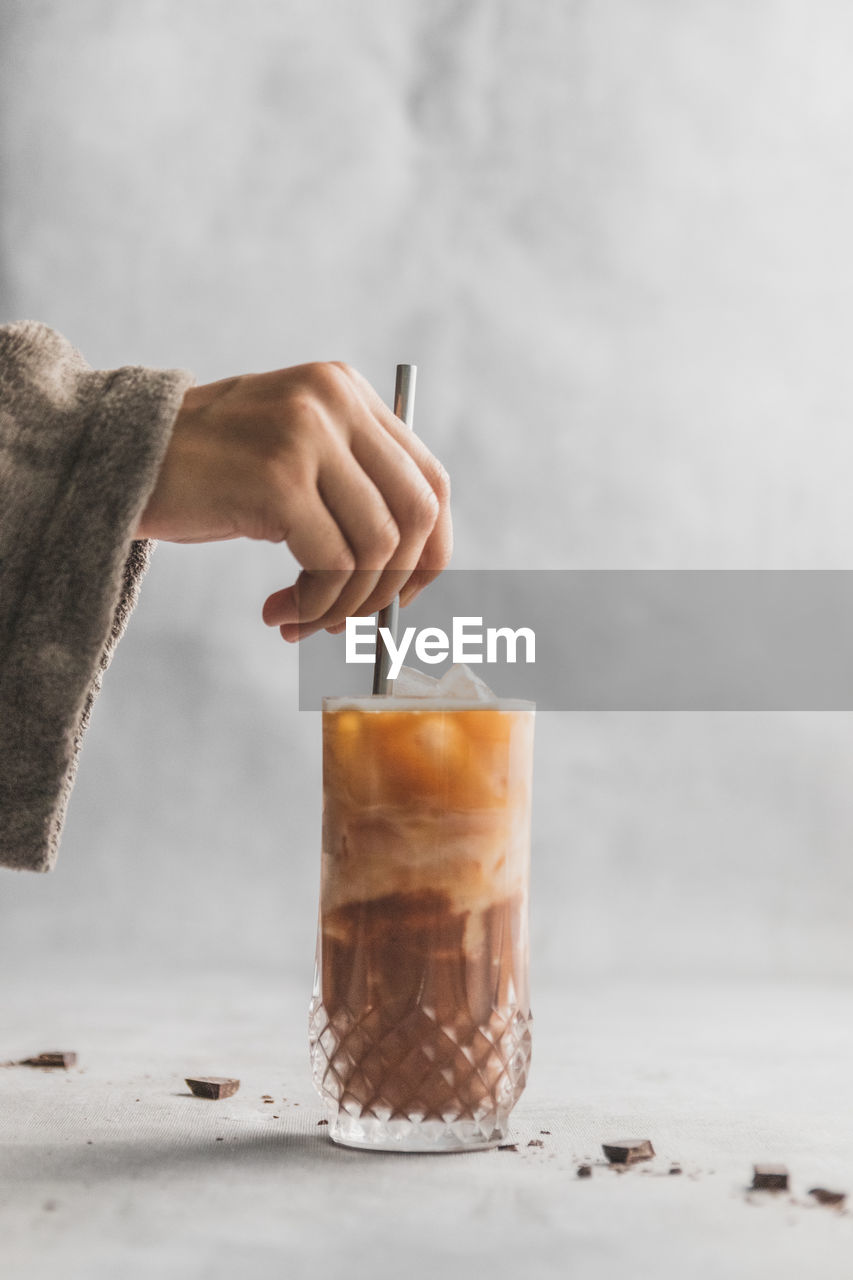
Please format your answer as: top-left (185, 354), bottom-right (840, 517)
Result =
top-left (321, 695), bottom-right (536, 713)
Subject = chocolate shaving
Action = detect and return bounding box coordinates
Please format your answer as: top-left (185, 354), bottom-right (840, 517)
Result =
top-left (527, 1139), bottom-right (544, 1148)
top-left (751, 1164), bottom-right (789, 1191)
top-left (809, 1187), bottom-right (846, 1207)
top-left (18, 1052), bottom-right (77, 1069)
top-left (602, 1139), bottom-right (655, 1165)
top-left (185, 1076), bottom-right (240, 1100)
top-left (497, 1143), bottom-right (518, 1152)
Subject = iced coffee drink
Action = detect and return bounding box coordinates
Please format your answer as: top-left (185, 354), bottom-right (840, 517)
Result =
top-left (309, 667), bottom-right (534, 1151)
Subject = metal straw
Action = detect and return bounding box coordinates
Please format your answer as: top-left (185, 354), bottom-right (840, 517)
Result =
top-left (372, 363), bottom-right (417, 695)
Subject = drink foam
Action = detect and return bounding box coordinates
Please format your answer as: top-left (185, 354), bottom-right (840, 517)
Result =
top-left (324, 664), bottom-right (534, 712)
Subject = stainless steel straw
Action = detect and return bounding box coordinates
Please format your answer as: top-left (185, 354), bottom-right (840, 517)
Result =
top-left (372, 363), bottom-right (417, 695)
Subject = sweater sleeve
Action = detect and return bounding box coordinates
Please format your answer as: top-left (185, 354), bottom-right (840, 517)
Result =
top-left (0, 322), bottom-right (195, 872)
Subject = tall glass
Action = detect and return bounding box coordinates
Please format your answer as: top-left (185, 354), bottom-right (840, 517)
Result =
top-left (309, 694), bottom-right (534, 1152)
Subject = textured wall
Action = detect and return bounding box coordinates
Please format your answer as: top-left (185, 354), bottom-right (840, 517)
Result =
top-left (3, 0), bottom-right (853, 985)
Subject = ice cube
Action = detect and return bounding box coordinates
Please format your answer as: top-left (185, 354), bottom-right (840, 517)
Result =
top-left (392, 665), bottom-right (442, 697)
top-left (435, 663), bottom-right (498, 702)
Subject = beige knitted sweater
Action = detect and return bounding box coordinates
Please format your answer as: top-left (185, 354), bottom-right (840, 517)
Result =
top-left (0, 322), bottom-right (193, 872)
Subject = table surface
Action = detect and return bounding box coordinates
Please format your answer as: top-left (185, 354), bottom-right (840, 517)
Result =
top-left (2, 972), bottom-right (851, 1280)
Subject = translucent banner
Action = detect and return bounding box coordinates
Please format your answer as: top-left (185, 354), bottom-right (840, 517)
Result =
top-left (298, 570), bottom-right (853, 711)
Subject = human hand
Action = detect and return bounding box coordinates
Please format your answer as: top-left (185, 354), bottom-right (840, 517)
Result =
top-left (136, 362), bottom-right (452, 640)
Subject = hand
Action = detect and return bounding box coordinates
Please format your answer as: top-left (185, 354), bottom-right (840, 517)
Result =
top-left (136, 362), bottom-right (452, 640)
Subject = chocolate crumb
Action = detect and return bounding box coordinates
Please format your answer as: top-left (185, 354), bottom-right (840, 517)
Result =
top-left (317, 1119), bottom-right (329, 1126)
top-left (669, 1164), bottom-right (682, 1176)
top-left (527, 1139), bottom-right (544, 1148)
top-left (809, 1187), bottom-right (846, 1207)
top-left (215, 1137), bottom-right (224, 1142)
top-left (540, 1130), bottom-right (551, 1135)
top-left (18, 1052), bottom-right (77, 1070)
top-left (185, 1077), bottom-right (240, 1100)
top-left (577, 1164), bottom-right (592, 1178)
top-left (752, 1164), bottom-right (789, 1191)
top-left (602, 1139), bottom-right (655, 1165)
top-left (498, 1143), bottom-right (518, 1152)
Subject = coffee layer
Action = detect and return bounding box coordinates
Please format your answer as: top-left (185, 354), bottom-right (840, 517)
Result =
top-left (321, 705), bottom-right (534, 923)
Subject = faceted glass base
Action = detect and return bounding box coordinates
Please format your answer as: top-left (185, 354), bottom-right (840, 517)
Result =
top-left (326, 1110), bottom-right (509, 1152)
top-left (309, 994), bottom-right (532, 1154)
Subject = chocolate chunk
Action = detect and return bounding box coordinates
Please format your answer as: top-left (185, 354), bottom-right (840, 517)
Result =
top-left (751, 1164), bottom-right (789, 1191)
top-left (577, 1164), bottom-right (592, 1178)
top-left (602, 1139), bottom-right (655, 1165)
top-left (185, 1076), bottom-right (240, 1100)
top-left (527, 1139), bottom-right (544, 1148)
top-left (18, 1052), bottom-right (77, 1069)
top-left (809, 1187), bottom-right (846, 1207)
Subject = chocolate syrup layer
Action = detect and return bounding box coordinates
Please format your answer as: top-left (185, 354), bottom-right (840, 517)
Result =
top-left (318, 889), bottom-right (530, 1120)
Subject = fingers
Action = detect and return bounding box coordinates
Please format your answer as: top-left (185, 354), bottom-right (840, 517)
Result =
top-left (281, 454), bottom-right (395, 640)
top-left (261, 490), bottom-right (355, 637)
top-left (345, 366), bottom-right (453, 590)
top-left (261, 363), bottom-right (452, 640)
top-left (345, 427), bottom-right (440, 620)
top-left (263, 446), bottom-right (405, 641)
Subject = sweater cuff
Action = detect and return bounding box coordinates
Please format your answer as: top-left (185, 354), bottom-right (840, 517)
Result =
top-left (0, 322), bottom-right (195, 872)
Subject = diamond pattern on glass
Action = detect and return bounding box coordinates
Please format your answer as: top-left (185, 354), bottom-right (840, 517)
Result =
top-left (310, 997), bottom-right (531, 1147)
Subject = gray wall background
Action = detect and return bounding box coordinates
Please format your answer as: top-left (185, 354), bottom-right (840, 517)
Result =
top-left (2, 0), bottom-right (853, 987)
